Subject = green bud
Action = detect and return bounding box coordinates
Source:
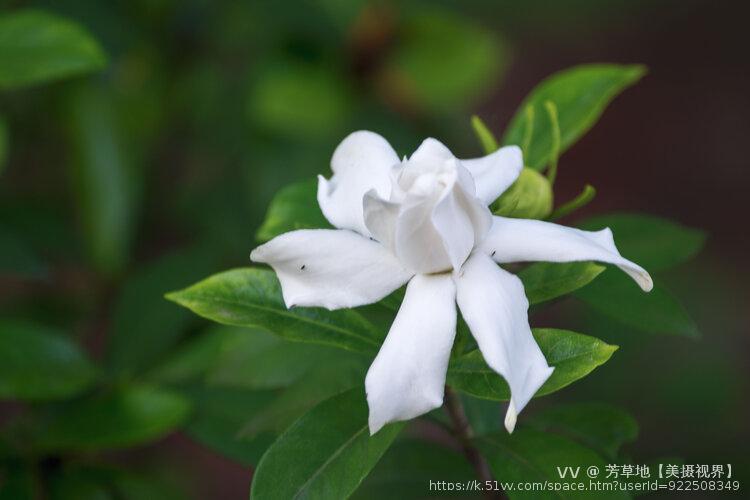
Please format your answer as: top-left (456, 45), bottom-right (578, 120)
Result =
top-left (491, 167), bottom-right (553, 219)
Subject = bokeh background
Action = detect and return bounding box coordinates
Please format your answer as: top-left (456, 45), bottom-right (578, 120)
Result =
top-left (1, 0), bottom-right (747, 498)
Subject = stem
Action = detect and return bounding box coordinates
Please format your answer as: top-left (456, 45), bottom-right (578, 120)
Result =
top-left (543, 100), bottom-right (561, 185)
top-left (471, 115), bottom-right (499, 154)
top-left (548, 184), bottom-right (597, 221)
top-left (443, 386), bottom-right (499, 498)
top-left (521, 104), bottom-right (535, 155)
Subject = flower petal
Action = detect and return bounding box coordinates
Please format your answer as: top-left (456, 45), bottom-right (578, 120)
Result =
top-left (317, 131), bottom-right (400, 236)
top-left (408, 137), bottom-right (454, 165)
top-left (365, 273), bottom-right (457, 434)
top-left (390, 192), bottom-right (453, 274)
top-left (479, 217), bottom-right (653, 291)
top-left (432, 189), bottom-right (476, 272)
top-left (364, 164), bottom-right (492, 274)
top-left (250, 229), bottom-right (413, 310)
top-left (362, 189), bottom-right (400, 252)
top-left (432, 166), bottom-right (492, 272)
top-left (456, 253), bottom-right (554, 433)
top-left (460, 145), bottom-right (523, 205)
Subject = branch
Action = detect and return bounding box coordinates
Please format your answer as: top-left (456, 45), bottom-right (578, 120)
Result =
top-left (443, 386), bottom-right (499, 499)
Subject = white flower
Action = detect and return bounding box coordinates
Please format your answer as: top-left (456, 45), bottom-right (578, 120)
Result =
top-left (250, 131), bottom-right (652, 435)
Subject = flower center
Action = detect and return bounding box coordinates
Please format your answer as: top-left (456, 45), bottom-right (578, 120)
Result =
top-left (398, 159), bottom-right (458, 200)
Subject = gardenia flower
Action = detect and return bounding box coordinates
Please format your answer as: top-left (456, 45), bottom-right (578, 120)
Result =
top-left (250, 131), bottom-right (653, 435)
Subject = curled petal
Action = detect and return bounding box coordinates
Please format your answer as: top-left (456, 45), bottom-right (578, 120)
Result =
top-left (250, 229), bottom-right (413, 310)
top-left (408, 137), bottom-right (454, 165)
top-left (398, 138), bottom-right (462, 196)
top-left (461, 145), bottom-right (523, 205)
top-left (431, 168), bottom-right (491, 272)
top-left (366, 273), bottom-right (457, 434)
top-left (456, 253), bottom-right (554, 432)
top-left (364, 164), bottom-right (492, 274)
top-left (432, 191), bottom-right (476, 272)
top-left (390, 192), bottom-right (453, 274)
top-left (362, 189), bottom-right (400, 253)
top-left (317, 131), bottom-right (400, 236)
top-left (479, 216), bottom-right (653, 291)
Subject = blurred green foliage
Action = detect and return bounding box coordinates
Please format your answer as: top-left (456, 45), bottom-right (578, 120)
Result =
top-left (0, 10), bottom-right (105, 90)
top-left (0, 1), bottom-right (737, 499)
top-left (0, 320), bottom-right (96, 400)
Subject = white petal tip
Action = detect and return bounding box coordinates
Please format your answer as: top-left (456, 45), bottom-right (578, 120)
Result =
top-left (640, 273), bottom-right (654, 292)
top-left (504, 144), bottom-right (523, 158)
top-left (249, 247), bottom-right (264, 263)
top-left (281, 293), bottom-right (295, 309)
top-left (504, 413), bottom-right (516, 434)
top-left (362, 187), bottom-right (379, 203)
top-left (627, 268), bottom-right (653, 292)
top-left (504, 405), bottom-right (517, 434)
top-left (368, 417), bottom-right (384, 436)
top-left (316, 174), bottom-right (330, 196)
top-left (499, 145), bottom-right (523, 171)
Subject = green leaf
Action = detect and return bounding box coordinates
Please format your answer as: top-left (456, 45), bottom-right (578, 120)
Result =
top-left (153, 327), bottom-right (368, 464)
top-left (162, 328), bottom-right (368, 441)
top-left (166, 268), bottom-right (384, 354)
top-left (206, 328), bottom-right (354, 390)
top-left (382, 9), bottom-right (507, 113)
top-left (579, 213), bottom-right (706, 271)
top-left (527, 403), bottom-right (638, 461)
top-left (108, 246), bottom-right (218, 375)
top-left (240, 360), bottom-right (365, 437)
top-left (0, 320), bottom-right (96, 400)
top-left (478, 428), bottom-right (628, 499)
top-left (379, 286), bottom-right (405, 313)
top-left (447, 328), bottom-right (617, 401)
top-left (575, 271), bottom-right (699, 337)
top-left (519, 261), bottom-right (605, 304)
top-left (256, 179), bottom-right (330, 242)
top-left (145, 325), bottom-right (233, 385)
top-left (461, 395), bottom-right (504, 435)
top-left (149, 325), bottom-right (359, 392)
top-left (34, 385), bottom-right (190, 452)
top-left (66, 83), bottom-right (138, 276)
top-left (182, 386), bottom-right (278, 466)
top-left (0, 10), bottom-right (106, 90)
top-left (250, 388), bottom-right (404, 500)
top-left (491, 168), bottom-right (553, 219)
top-left (502, 64), bottom-right (646, 170)
top-left (354, 439), bottom-right (475, 499)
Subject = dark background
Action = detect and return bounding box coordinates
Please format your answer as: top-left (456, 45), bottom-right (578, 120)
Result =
top-left (1, 0), bottom-right (747, 498)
